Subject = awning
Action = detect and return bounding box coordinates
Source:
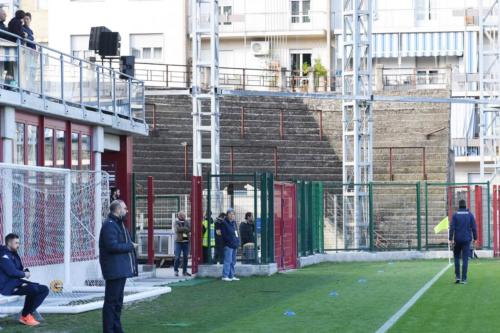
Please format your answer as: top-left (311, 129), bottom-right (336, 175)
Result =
top-left (0, 44), bottom-right (17, 62)
top-left (400, 32), bottom-right (463, 57)
top-left (338, 31), bottom-right (465, 58)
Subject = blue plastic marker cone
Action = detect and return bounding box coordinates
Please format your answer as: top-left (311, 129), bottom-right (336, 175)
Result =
top-left (284, 311), bottom-right (296, 317)
top-left (358, 278), bottom-right (367, 284)
top-left (329, 291), bottom-right (338, 297)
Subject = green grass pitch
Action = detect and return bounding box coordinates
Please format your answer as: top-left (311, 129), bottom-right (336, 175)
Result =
top-left (0, 259), bottom-right (496, 332)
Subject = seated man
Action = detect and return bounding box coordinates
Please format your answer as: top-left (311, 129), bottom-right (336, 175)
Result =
top-left (0, 233), bottom-right (49, 326)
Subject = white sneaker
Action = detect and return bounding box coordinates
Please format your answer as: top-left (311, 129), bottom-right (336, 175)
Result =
top-left (231, 277), bottom-right (240, 281)
top-left (221, 277), bottom-right (232, 282)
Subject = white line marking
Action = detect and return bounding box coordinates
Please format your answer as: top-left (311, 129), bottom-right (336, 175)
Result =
top-left (375, 264), bottom-right (451, 333)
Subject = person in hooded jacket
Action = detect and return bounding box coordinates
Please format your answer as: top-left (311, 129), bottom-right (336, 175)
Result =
top-left (99, 200), bottom-right (138, 333)
top-left (0, 233), bottom-right (49, 326)
top-left (449, 199), bottom-right (478, 284)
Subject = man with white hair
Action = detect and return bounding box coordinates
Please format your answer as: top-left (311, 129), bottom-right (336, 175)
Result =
top-left (174, 211), bottom-right (191, 277)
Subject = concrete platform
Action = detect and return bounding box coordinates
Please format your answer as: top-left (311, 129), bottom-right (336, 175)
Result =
top-left (299, 250), bottom-right (494, 267)
top-left (197, 263), bottom-right (278, 278)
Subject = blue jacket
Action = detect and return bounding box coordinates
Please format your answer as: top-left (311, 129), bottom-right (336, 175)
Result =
top-left (22, 26), bottom-right (35, 49)
top-left (99, 214), bottom-right (138, 280)
top-left (449, 208), bottom-right (478, 243)
top-left (221, 218), bottom-right (240, 249)
top-left (0, 246), bottom-right (27, 295)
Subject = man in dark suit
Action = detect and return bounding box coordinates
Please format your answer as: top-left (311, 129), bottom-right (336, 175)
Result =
top-left (99, 200), bottom-right (138, 333)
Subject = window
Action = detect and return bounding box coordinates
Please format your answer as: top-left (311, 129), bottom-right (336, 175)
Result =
top-left (71, 126), bottom-right (92, 170)
top-left (130, 34), bottom-right (164, 61)
top-left (70, 35), bottom-right (95, 59)
top-left (56, 130), bottom-right (66, 168)
top-left (37, 0), bottom-right (49, 10)
top-left (44, 128), bottom-right (54, 167)
top-left (291, 52), bottom-right (312, 76)
top-left (415, 0), bottom-right (437, 21)
top-left (71, 132), bottom-right (79, 170)
top-left (291, 0), bottom-right (310, 23)
top-left (15, 123), bottom-right (24, 165)
top-left (219, 6), bottom-right (232, 25)
top-left (27, 125), bottom-right (38, 166)
top-left (81, 134), bottom-right (91, 170)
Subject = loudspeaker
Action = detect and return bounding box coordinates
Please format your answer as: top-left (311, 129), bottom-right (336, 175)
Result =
top-left (119, 56), bottom-right (135, 79)
top-left (98, 32), bottom-right (121, 57)
top-left (88, 26), bottom-right (110, 51)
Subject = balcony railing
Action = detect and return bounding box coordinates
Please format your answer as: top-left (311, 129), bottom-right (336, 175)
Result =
top-left (190, 10), bottom-right (330, 35)
top-left (111, 61), bottom-right (462, 94)
top-left (0, 31), bottom-right (147, 135)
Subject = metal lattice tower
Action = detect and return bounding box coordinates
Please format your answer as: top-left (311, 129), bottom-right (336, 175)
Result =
top-left (479, 0), bottom-right (500, 181)
top-left (191, 0), bottom-right (221, 207)
top-left (342, 0), bottom-right (373, 249)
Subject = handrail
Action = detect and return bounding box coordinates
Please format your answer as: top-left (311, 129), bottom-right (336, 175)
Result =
top-left (0, 29), bottom-right (147, 133)
top-left (0, 28), bottom-right (141, 82)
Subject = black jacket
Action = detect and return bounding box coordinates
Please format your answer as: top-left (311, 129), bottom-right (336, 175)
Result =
top-left (239, 220), bottom-right (255, 246)
top-left (214, 218), bottom-right (224, 249)
top-left (0, 246), bottom-right (27, 295)
top-left (7, 17), bottom-right (24, 42)
top-left (99, 214), bottom-right (138, 280)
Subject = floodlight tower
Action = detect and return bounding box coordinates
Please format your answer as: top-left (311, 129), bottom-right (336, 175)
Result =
top-left (341, 0), bottom-right (373, 249)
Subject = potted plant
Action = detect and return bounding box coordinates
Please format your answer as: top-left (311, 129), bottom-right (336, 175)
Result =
top-left (313, 58), bottom-right (328, 92)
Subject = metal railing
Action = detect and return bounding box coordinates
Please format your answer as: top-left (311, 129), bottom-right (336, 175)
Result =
top-left (112, 60), bottom-right (464, 93)
top-left (0, 30), bottom-right (146, 130)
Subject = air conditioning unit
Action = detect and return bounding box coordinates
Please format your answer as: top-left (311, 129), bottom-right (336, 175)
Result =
top-left (251, 41), bottom-right (270, 56)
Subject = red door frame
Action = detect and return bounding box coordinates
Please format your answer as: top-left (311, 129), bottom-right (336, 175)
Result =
top-left (447, 185), bottom-right (483, 249)
top-left (274, 182), bottom-right (297, 271)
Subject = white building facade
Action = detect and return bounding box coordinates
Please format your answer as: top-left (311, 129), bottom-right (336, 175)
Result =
top-left (47, 0), bottom-right (189, 66)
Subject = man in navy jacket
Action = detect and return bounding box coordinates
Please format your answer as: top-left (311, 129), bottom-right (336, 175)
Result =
top-left (99, 200), bottom-right (138, 333)
top-left (220, 208), bottom-right (240, 281)
top-left (449, 199), bottom-right (478, 284)
top-left (0, 233), bottom-right (49, 326)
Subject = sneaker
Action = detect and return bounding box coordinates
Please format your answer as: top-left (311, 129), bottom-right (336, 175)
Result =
top-left (183, 272), bottom-right (192, 277)
top-left (174, 271), bottom-right (179, 277)
top-left (19, 314), bottom-right (40, 326)
top-left (231, 277), bottom-right (240, 281)
top-left (461, 280), bottom-right (467, 285)
top-left (455, 279), bottom-right (461, 284)
top-left (221, 277), bottom-right (232, 282)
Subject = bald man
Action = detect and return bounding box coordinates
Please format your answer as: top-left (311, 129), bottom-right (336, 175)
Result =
top-left (0, 8), bottom-right (7, 33)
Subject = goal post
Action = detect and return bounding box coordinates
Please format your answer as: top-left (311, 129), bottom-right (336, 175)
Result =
top-left (0, 163), bottom-right (109, 290)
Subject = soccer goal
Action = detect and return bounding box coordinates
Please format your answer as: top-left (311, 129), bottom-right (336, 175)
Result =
top-left (0, 163), bottom-right (170, 314)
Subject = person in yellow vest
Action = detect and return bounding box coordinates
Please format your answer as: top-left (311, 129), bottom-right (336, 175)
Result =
top-left (202, 216), bottom-right (215, 263)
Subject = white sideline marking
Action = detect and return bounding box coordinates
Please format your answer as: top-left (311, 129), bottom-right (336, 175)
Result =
top-left (374, 264), bottom-right (451, 333)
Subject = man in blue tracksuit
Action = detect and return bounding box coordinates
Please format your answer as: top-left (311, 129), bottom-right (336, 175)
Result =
top-left (99, 200), bottom-right (138, 333)
top-left (449, 199), bottom-right (478, 284)
top-left (220, 208), bottom-right (240, 282)
top-left (0, 233), bottom-right (49, 326)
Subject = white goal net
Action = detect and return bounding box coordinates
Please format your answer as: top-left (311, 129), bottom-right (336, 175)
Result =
top-left (0, 163), bottom-right (170, 314)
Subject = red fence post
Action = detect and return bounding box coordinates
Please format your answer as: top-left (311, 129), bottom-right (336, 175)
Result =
top-left (240, 107), bottom-right (245, 139)
top-left (319, 110), bottom-right (323, 141)
top-left (475, 185), bottom-right (483, 249)
top-left (190, 176), bottom-right (203, 274)
top-left (279, 110), bottom-right (284, 140)
top-left (493, 185), bottom-right (498, 256)
top-left (147, 176), bottom-right (155, 265)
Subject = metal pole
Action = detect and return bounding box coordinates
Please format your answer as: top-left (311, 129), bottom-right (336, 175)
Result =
top-left (147, 176), bottom-right (155, 265)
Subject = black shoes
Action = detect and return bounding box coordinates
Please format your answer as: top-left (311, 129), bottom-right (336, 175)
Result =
top-left (183, 272), bottom-right (192, 277)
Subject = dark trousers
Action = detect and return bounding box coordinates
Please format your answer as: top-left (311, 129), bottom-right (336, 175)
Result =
top-left (202, 246), bottom-right (209, 264)
top-left (12, 282), bottom-right (49, 317)
top-left (103, 278), bottom-right (126, 333)
top-left (454, 241), bottom-right (471, 281)
top-left (174, 242), bottom-right (189, 273)
top-left (214, 243), bottom-right (224, 264)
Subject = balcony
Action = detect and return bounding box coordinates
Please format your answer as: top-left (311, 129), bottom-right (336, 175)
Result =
top-left (191, 11), bottom-right (329, 38)
top-left (0, 32), bottom-right (148, 136)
